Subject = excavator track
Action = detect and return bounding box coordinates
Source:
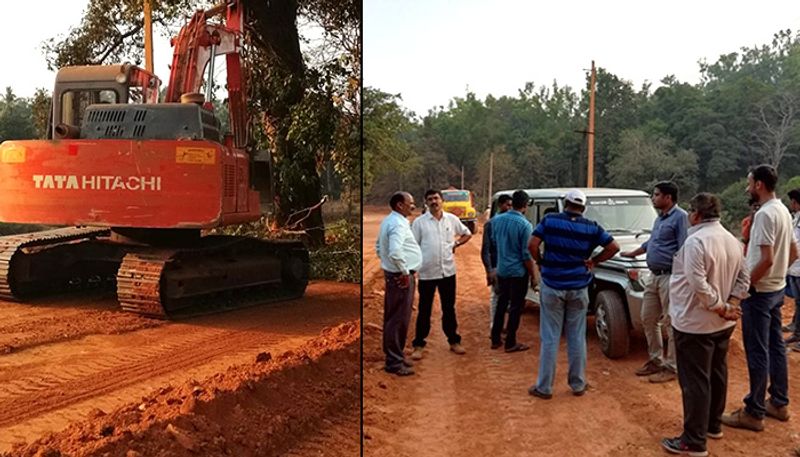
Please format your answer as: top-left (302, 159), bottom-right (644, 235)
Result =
top-left (0, 227), bottom-right (114, 301)
top-left (117, 236), bottom-right (309, 319)
top-left (0, 229), bottom-right (309, 318)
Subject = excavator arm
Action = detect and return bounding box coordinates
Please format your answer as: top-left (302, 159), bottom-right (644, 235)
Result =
top-left (165, 1), bottom-right (248, 149)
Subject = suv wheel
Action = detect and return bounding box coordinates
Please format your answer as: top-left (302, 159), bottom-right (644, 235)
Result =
top-left (594, 290), bottom-right (630, 359)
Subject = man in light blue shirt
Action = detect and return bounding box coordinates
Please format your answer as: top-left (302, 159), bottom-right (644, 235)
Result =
top-left (621, 181), bottom-right (688, 383)
top-left (376, 191), bottom-right (422, 376)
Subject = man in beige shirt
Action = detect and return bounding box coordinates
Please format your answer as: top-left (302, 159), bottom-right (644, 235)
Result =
top-left (723, 164), bottom-right (798, 432)
top-left (660, 193), bottom-right (748, 456)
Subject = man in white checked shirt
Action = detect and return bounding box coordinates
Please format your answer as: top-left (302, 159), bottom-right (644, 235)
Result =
top-left (410, 189), bottom-right (472, 359)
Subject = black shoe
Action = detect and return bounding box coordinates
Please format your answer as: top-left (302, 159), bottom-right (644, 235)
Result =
top-left (573, 383), bottom-right (590, 396)
top-left (660, 437), bottom-right (708, 456)
top-left (491, 342), bottom-right (503, 349)
top-left (528, 386), bottom-right (552, 400)
top-left (635, 359), bottom-right (663, 376)
top-left (504, 343), bottom-right (529, 353)
top-left (384, 365), bottom-right (415, 376)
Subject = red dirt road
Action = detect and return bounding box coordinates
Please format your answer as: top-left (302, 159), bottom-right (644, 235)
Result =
top-left (362, 206), bottom-right (800, 457)
top-left (0, 281), bottom-right (360, 455)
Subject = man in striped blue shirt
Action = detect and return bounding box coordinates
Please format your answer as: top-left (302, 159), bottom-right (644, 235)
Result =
top-left (528, 189), bottom-right (619, 399)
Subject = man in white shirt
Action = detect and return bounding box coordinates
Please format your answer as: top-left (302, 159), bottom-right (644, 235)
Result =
top-left (784, 188), bottom-right (800, 350)
top-left (376, 191), bottom-right (422, 376)
top-left (660, 193), bottom-right (748, 456)
top-left (723, 165), bottom-right (798, 431)
top-left (410, 189), bottom-right (472, 359)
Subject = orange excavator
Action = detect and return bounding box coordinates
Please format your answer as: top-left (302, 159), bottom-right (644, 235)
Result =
top-left (0, 1), bottom-right (309, 318)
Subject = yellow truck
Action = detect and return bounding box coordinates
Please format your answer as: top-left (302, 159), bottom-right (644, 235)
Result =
top-left (441, 188), bottom-right (478, 233)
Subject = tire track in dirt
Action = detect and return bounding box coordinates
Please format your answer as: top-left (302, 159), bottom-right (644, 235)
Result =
top-left (0, 281), bottom-right (360, 452)
top-left (5, 322), bottom-right (361, 457)
top-left (0, 326), bottom-right (290, 428)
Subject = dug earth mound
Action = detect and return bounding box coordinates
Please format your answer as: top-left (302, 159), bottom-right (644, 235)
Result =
top-left (5, 321), bottom-right (361, 457)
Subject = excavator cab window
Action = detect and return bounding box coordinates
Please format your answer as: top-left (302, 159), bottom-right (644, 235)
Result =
top-left (128, 68), bottom-right (160, 104)
top-left (60, 89), bottom-right (118, 127)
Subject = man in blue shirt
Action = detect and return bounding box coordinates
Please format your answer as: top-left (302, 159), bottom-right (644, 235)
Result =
top-left (482, 194), bottom-right (513, 329)
top-left (490, 190), bottom-right (536, 352)
top-left (528, 189), bottom-right (619, 399)
top-left (621, 181), bottom-right (688, 383)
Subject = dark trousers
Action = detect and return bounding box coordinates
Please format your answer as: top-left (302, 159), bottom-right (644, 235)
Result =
top-left (788, 275), bottom-right (800, 336)
top-left (741, 289), bottom-right (789, 418)
top-left (412, 275), bottom-right (461, 347)
top-left (674, 326), bottom-right (735, 449)
top-left (492, 274), bottom-right (528, 349)
top-left (383, 271), bottom-right (415, 371)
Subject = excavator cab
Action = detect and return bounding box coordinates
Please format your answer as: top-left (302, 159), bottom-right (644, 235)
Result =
top-left (51, 64), bottom-right (161, 138)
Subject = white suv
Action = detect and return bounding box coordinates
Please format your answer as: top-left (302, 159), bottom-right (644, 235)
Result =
top-left (490, 188), bottom-right (657, 359)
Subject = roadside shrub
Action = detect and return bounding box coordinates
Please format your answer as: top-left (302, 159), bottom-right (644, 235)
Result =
top-left (309, 220), bottom-right (360, 283)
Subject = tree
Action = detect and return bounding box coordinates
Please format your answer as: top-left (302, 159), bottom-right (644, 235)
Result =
top-left (362, 87), bottom-right (419, 195)
top-left (0, 88), bottom-right (35, 142)
top-left (606, 128), bottom-right (698, 196)
top-left (752, 88), bottom-right (800, 169)
top-left (29, 89), bottom-right (51, 139)
top-left (583, 68), bottom-right (643, 185)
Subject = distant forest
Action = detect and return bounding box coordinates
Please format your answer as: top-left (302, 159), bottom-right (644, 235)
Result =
top-left (364, 29), bottom-right (800, 228)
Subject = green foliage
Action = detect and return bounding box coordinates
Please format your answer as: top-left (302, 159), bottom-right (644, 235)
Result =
top-left (42, 0), bottom-right (196, 70)
top-left (308, 219), bottom-right (359, 282)
top-left (211, 214), bottom-right (359, 283)
top-left (718, 174), bottom-right (800, 232)
top-left (606, 128), bottom-right (698, 196)
top-left (30, 89), bottom-right (51, 139)
top-left (0, 88), bottom-right (36, 141)
top-left (362, 87), bottom-right (420, 194)
top-left (366, 28), bottom-right (800, 209)
top-left (718, 178), bottom-right (750, 231)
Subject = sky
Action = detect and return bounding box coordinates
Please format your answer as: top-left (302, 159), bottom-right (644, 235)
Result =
top-left (0, 0), bottom-right (175, 98)
top-left (365, 0), bottom-right (800, 116)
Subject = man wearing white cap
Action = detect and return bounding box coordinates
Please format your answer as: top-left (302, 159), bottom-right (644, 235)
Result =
top-left (528, 189), bottom-right (620, 399)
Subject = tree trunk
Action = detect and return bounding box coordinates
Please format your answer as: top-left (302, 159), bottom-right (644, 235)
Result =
top-left (246, 0), bottom-right (326, 247)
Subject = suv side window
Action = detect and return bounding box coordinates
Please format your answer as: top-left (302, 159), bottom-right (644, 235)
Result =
top-left (529, 200), bottom-right (558, 226)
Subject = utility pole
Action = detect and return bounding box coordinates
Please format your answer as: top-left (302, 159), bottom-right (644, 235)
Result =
top-left (487, 150), bottom-right (493, 210)
top-left (461, 165), bottom-right (465, 189)
top-left (587, 60), bottom-right (596, 188)
top-left (144, 0), bottom-right (154, 73)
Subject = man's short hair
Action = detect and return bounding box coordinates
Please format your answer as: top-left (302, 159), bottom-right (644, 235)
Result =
top-left (689, 193), bottom-right (721, 220)
top-left (498, 194), bottom-right (512, 205)
top-left (511, 190), bottom-right (528, 210)
top-left (424, 189), bottom-right (443, 199)
top-left (389, 192), bottom-right (407, 210)
top-left (750, 164), bottom-right (778, 192)
top-left (654, 181), bottom-right (679, 203)
top-left (788, 188), bottom-right (800, 204)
